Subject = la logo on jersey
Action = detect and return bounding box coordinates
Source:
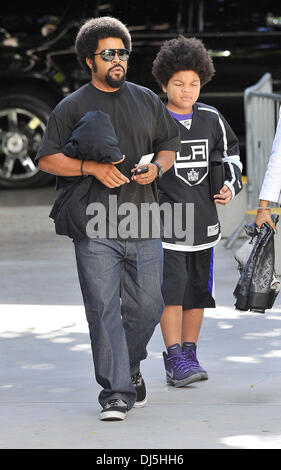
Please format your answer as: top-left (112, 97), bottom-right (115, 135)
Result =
top-left (174, 139), bottom-right (209, 186)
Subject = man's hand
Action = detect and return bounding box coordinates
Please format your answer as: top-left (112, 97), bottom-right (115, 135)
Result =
top-left (213, 185), bottom-right (232, 205)
top-left (130, 163), bottom-right (158, 185)
top-left (92, 155), bottom-right (130, 188)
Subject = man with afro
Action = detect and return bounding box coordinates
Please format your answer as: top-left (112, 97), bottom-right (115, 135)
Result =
top-left (36, 17), bottom-right (180, 421)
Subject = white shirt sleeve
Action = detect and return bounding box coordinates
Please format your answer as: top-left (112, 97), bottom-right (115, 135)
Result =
top-left (259, 110), bottom-right (281, 203)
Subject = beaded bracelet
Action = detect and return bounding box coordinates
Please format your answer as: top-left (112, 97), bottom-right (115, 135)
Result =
top-left (256, 207), bottom-right (271, 213)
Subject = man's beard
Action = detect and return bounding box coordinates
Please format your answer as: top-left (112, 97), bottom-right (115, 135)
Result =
top-left (106, 65), bottom-right (126, 88)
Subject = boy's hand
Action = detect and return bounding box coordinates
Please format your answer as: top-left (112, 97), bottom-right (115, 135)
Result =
top-left (213, 185), bottom-right (232, 205)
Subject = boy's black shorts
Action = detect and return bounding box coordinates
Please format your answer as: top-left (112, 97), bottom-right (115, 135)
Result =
top-left (162, 247), bottom-right (216, 310)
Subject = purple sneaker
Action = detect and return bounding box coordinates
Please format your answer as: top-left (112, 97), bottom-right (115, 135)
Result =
top-left (182, 342), bottom-right (208, 381)
top-left (163, 343), bottom-right (203, 387)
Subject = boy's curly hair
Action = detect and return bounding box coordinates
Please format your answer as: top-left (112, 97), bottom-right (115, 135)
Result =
top-left (152, 35), bottom-right (215, 88)
top-left (75, 16), bottom-right (132, 75)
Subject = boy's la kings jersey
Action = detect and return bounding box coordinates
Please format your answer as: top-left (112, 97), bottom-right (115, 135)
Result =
top-left (158, 102), bottom-right (243, 251)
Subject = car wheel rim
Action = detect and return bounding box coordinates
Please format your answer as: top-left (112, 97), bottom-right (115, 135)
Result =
top-left (0, 108), bottom-right (46, 181)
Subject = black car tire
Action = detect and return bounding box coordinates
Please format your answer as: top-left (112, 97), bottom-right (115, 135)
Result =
top-left (0, 92), bottom-right (56, 189)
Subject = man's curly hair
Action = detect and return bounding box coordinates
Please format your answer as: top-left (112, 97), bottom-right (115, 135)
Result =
top-left (152, 35), bottom-right (215, 88)
top-left (75, 16), bottom-right (132, 75)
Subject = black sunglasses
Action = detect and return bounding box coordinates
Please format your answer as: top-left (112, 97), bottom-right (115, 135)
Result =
top-left (93, 48), bottom-right (130, 62)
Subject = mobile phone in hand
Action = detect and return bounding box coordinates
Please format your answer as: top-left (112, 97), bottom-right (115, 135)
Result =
top-left (134, 165), bottom-right (149, 175)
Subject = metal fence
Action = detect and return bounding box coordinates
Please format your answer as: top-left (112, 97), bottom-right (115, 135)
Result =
top-left (225, 73), bottom-right (281, 248)
top-left (244, 73), bottom-right (281, 209)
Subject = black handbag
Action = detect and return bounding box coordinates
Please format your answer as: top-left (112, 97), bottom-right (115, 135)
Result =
top-left (233, 214), bottom-right (280, 313)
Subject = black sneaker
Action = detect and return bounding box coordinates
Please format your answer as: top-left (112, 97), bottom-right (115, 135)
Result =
top-left (131, 371), bottom-right (147, 408)
top-left (100, 399), bottom-right (127, 421)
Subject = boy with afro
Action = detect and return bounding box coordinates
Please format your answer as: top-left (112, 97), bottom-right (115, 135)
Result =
top-left (152, 36), bottom-right (243, 387)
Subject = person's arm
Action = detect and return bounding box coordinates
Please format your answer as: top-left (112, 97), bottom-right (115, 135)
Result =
top-left (131, 95), bottom-right (179, 184)
top-left (258, 113), bottom-right (281, 202)
top-left (255, 112), bottom-right (281, 231)
top-left (39, 153), bottom-right (129, 188)
top-left (131, 150), bottom-right (175, 184)
top-left (36, 103), bottom-right (129, 188)
top-left (213, 112), bottom-right (243, 205)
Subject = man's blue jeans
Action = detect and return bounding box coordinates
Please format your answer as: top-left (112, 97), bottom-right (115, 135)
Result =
top-left (74, 238), bottom-right (164, 410)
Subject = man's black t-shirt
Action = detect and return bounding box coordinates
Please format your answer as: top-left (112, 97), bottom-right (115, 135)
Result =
top-left (36, 81), bottom-right (180, 239)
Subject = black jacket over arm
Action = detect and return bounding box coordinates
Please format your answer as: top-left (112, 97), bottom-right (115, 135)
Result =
top-left (49, 111), bottom-right (123, 239)
top-left (62, 111), bottom-right (123, 163)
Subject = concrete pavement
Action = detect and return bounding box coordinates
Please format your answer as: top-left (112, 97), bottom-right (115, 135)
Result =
top-left (1, 186), bottom-right (281, 449)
